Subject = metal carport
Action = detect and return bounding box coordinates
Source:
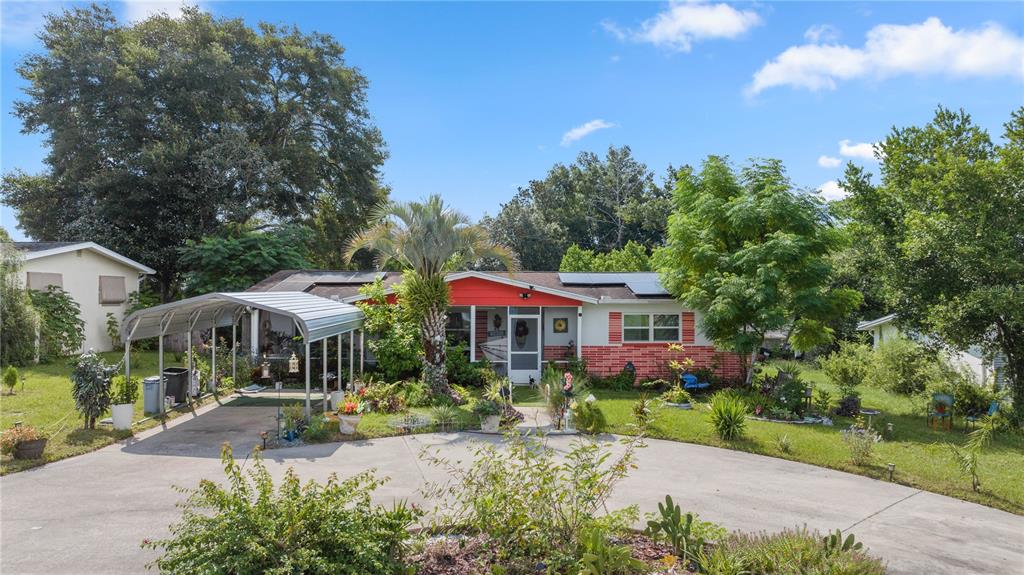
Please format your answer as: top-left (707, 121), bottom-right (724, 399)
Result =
top-left (120, 291), bottom-right (364, 419)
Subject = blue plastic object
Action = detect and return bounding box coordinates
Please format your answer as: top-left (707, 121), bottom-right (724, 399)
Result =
top-left (681, 373), bottom-right (710, 391)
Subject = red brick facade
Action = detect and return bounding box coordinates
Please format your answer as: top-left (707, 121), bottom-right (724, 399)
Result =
top-left (543, 345), bottom-right (573, 362)
top-left (682, 311), bottom-right (695, 344)
top-left (581, 344), bottom-right (745, 380)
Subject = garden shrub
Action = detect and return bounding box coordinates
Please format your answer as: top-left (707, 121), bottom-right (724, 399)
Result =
top-left (819, 341), bottom-right (871, 398)
top-left (421, 430), bottom-right (646, 573)
top-left (302, 416), bottom-right (330, 443)
top-left (929, 366), bottom-right (996, 417)
top-left (841, 417), bottom-right (880, 466)
top-left (359, 382), bottom-right (407, 414)
top-left (865, 337), bottom-right (937, 395)
top-left (753, 368), bottom-right (808, 419)
top-left (355, 280), bottom-right (421, 381)
top-left (708, 392), bottom-right (748, 440)
top-left (397, 378), bottom-right (431, 407)
top-left (144, 445), bottom-right (420, 574)
top-left (0, 234), bottom-right (39, 367)
top-left (659, 383), bottom-right (692, 404)
top-left (445, 343), bottom-right (491, 387)
top-left (571, 394), bottom-right (606, 434)
top-left (71, 351), bottom-right (115, 429)
top-left (591, 368), bottom-right (635, 391)
top-left (2, 365), bottom-right (18, 395)
top-left (29, 285), bottom-right (85, 361)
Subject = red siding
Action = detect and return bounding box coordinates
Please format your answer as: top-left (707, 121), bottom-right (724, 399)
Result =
top-left (582, 344), bottom-right (744, 381)
top-left (608, 312), bottom-right (622, 344)
top-left (682, 311), bottom-right (695, 344)
top-left (448, 276), bottom-right (584, 306)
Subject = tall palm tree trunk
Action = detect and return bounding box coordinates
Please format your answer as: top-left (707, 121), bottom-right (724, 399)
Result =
top-left (421, 304), bottom-right (459, 402)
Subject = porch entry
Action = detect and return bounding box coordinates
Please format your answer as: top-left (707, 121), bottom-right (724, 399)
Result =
top-left (453, 305), bottom-right (580, 384)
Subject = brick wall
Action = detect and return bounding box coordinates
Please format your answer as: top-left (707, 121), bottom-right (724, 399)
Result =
top-left (543, 345), bottom-right (573, 362)
top-left (608, 312), bottom-right (622, 344)
top-left (581, 344), bottom-right (745, 381)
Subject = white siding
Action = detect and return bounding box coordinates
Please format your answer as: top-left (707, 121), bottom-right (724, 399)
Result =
top-left (22, 249), bottom-right (143, 353)
top-left (542, 306), bottom-right (577, 347)
top-left (579, 302), bottom-right (709, 346)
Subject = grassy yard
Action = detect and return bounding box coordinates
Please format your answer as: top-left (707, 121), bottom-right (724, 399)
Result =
top-left (584, 366), bottom-right (1024, 515)
top-left (0, 351), bottom-right (222, 474)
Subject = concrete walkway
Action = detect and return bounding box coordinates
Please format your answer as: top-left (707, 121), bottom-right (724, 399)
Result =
top-left (1, 402), bottom-right (1022, 574)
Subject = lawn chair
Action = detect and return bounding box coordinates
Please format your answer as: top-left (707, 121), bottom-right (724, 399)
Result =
top-left (965, 401), bottom-right (999, 430)
top-left (681, 373), bottom-right (710, 392)
top-left (927, 393), bottom-right (954, 431)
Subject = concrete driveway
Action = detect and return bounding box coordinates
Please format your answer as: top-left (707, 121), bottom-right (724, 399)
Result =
top-left (1, 401), bottom-right (1022, 574)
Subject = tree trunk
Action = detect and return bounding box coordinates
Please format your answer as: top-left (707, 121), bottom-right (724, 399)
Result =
top-left (421, 304), bottom-right (460, 403)
top-left (1005, 349), bottom-right (1024, 427)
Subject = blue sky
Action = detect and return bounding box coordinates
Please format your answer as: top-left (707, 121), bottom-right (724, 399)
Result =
top-left (2, 1), bottom-right (1022, 241)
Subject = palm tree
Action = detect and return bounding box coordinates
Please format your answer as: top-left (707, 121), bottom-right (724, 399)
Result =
top-left (345, 195), bottom-right (516, 401)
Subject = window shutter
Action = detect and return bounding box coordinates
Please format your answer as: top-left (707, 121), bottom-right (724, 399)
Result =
top-left (99, 276), bottom-right (127, 304)
top-left (608, 312), bottom-right (622, 344)
top-left (26, 272), bottom-right (63, 291)
top-left (682, 312), bottom-right (695, 344)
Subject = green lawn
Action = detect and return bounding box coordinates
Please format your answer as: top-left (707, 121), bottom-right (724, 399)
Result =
top-left (1, 351), bottom-right (223, 474)
top-left (585, 366), bottom-right (1024, 515)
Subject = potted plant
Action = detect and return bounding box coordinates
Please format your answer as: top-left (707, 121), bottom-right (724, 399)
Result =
top-left (110, 374), bottom-right (139, 431)
top-left (473, 399), bottom-right (501, 432)
top-left (659, 383), bottom-right (693, 409)
top-left (282, 404), bottom-right (305, 441)
top-left (1, 425), bottom-right (48, 460)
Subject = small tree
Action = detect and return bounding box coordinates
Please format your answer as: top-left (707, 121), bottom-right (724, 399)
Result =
top-left (354, 279), bottom-right (421, 381)
top-left (29, 286), bottom-right (85, 361)
top-left (654, 157), bottom-right (861, 382)
top-left (0, 229), bottom-right (39, 367)
top-left (71, 352), bottom-right (115, 429)
top-left (2, 366), bottom-right (18, 395)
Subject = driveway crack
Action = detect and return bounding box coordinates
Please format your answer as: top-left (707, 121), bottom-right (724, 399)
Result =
top-left (401, 435), bottom-right (429, 484)
top-left (844, 490), bottom-right (923, 532)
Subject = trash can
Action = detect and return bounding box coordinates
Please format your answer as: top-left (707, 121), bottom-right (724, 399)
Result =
top-left (162, 368), bottom-right (189, 404)
top-left (143, 376), bottom-right (162, 414)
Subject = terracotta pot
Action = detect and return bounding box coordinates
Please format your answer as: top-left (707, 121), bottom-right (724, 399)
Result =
top-left (14, 438), bottom-right (47, 460)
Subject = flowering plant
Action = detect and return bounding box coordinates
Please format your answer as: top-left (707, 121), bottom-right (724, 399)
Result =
top-left (0, 425), bottom-right (45, 454)
top-left (342, 402), bottom-right (360, 415)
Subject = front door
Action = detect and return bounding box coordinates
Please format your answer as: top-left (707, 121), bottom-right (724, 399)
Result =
top-left (508, 310), bottom-right (540, 384)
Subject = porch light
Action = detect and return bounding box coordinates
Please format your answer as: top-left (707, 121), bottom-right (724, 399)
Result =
top-left (288, 352), bottom-right (300, 374)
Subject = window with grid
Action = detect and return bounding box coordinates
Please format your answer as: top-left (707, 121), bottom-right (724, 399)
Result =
top-left (622, 313), bottom-right (680, 342)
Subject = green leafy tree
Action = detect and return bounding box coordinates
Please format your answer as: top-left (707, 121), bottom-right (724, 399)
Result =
top-left (844, 107), bottom-right (1024, 423)
top-left (345, 195), bottom-right (515, 401)
top-left (654, 157), bottom-right (861, 381)
top-left (29, 286), bottom-right (85, 360)
top-left (559, 240), bottom-right (651, 272)
top-left (71, 351), bottom-right (115, 429)
top-left (0, 229), bottom-right (39, 366)
top-left (354, 279), bottom-right (422, 381)
top-left (490, 146), bottom-right (671, 268)
top-left (1, 5), bottom-right (386, 300)
top-left (179, 225), bottom-right (311, 295)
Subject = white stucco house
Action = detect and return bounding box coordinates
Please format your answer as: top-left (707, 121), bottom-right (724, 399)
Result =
top-left (857, 313), bottom-right (1006, 387)
top-left (15, 242), bottom-right (155, 353)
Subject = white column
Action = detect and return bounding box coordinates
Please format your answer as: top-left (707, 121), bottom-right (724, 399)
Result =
top-left (349, 331), bottom-right (355, 384)
top-left (337, 333), bottom-right (343, 390)
top-left (304, 341), bottom-right (311, 420)
top-left (469, 305), bottom-right (476, 362)
top-left (158, 329), bottom-right (164, 413)
top-left (322, 338), bottom-right (328, 412)
top-left (359, 330), bottom-right (364, 374)
top-left (125, 341), bottom-right (132, 385)
top-left (249, 309), bottom-right (260, 360)
top-left (210, 319), bottom-right (217, 394)
top-left (576, 306), bottom-right (583, 360)
top-left (231, 318), bottom-right (237, 386)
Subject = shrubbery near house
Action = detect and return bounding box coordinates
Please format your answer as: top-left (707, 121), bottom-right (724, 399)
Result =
top-left (708, 392), bottom-right (748, 440)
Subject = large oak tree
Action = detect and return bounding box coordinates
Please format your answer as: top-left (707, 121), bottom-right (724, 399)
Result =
top-left (1, 5), bottom-right (386, 300)
top-left (844, 107), bottom-right (1024, 423)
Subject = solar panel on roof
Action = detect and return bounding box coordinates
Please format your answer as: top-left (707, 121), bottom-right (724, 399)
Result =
top-left (625, 279), bottom-right (670, 296)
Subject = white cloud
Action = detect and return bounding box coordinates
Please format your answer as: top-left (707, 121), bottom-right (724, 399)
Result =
top-left (817, 180), bottom-right (848, 202)
top-left (121, 0), bottom-right (197, 22)
top-left (604, 1), bottom-right (762, 52)
top-left (561, 119), bottom-right (616, 147)
top-left (804, 24), bottom-right (840, 44)
top-left (750, 17), bottom-right (1024, 94)
top-left (839, 139), bottom-right (876, 160)
top-left (817, 155), bottom-right (841, 168)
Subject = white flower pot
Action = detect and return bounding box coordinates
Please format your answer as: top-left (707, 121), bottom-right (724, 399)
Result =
top-left (481, 415), bottom-right (501, 433)
top-left (664, 402), bottom-right (692, 410)
top-left (111, 403), bottom-right (134, 431)
top-left (330, 391), bottom-right (345, 411)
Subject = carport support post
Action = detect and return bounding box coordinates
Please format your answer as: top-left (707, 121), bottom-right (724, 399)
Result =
top-left (359, 329), bottom-right (364, 374)
top-left (349, 331), bottom-right (355, 385)
top-left (304, 340), bottom-right (311, 421)
top-left (336, 334), bottom-right (342, 390)
top-left (231, 318), bottom-right (237, 386)
top-left (211, 314), bottom-right (217, 393)
top-left (158, 326), bottom-right (164, 414)
top-left (322, 338), bottom-right (328, 412)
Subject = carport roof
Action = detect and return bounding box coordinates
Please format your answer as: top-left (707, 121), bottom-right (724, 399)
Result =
top-left (121, 291), bottom-right (363, 342)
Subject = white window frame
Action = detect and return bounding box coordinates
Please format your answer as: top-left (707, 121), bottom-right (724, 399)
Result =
top-left (622, 313), bottom-right (680, 343)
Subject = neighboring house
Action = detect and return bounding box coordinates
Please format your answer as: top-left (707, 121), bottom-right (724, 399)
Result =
top-left (248, 270), bottom-right (745, 384)
top-left (856, 313), bottom-right (1004, 387)
top-left (15, 242), bottom-right (155, 353)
